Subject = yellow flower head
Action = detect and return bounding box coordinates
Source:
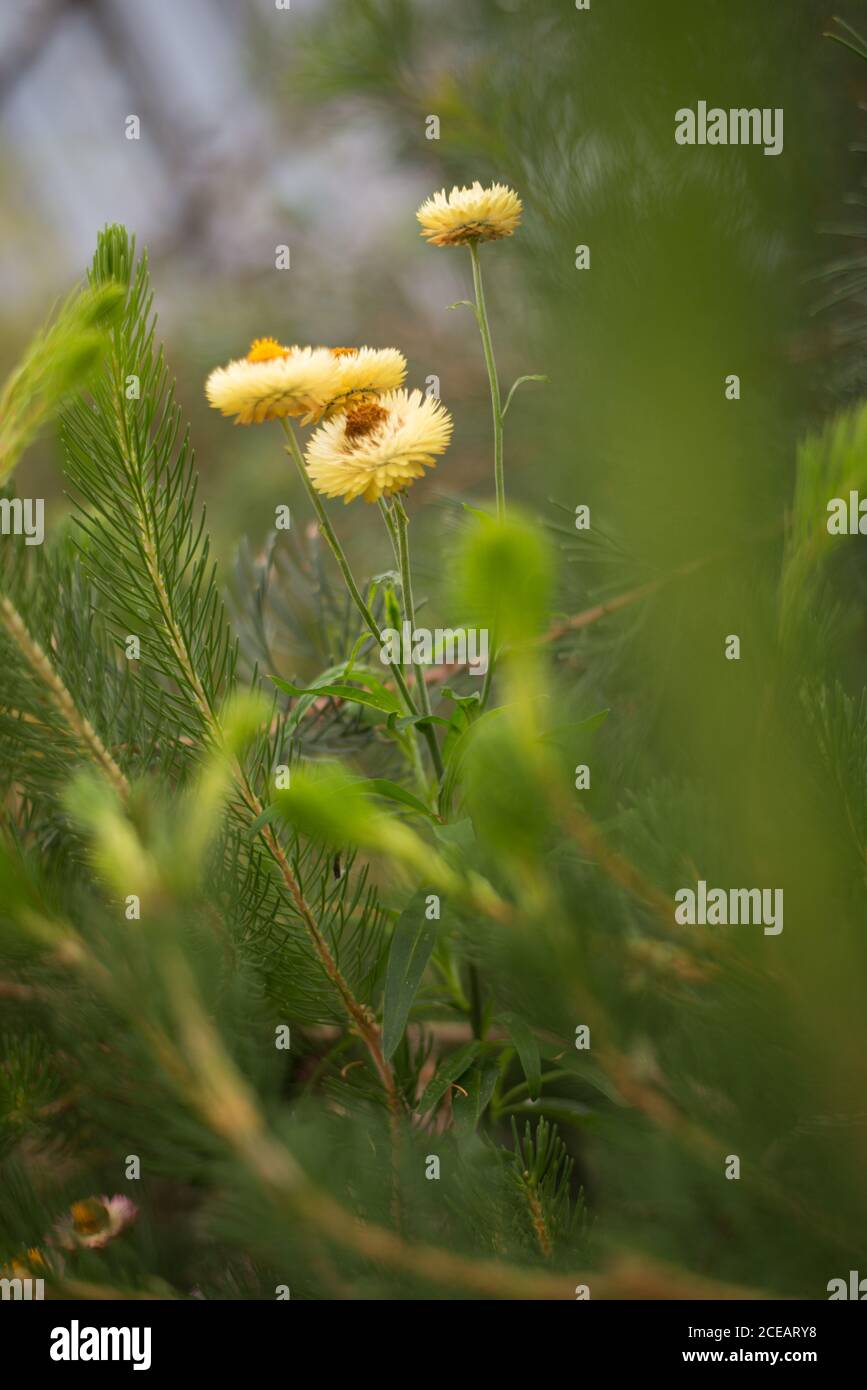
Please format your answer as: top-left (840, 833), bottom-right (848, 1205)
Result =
top-left (309, 346), bottom-right (407, 423)
top-left (305, 388), bottom-right (453, 504)
top-left (205, 343), bottom-right (340, 425)
top-left (416, 181), bottom-right (522, 247)
top-left (246, 337), bottom-right (293, 363)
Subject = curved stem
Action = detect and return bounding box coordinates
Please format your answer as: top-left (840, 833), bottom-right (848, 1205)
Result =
top-left (469, 240), bottom-right (504, 521)
top-left (392, 496), bottom-right (444, 780)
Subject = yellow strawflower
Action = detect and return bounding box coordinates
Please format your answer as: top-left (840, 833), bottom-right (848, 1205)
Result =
top-left (312, 346), bottom-right (407, 421)
top-left (305, 389), bottom-right (452, 504)
top-left (205, 341), bottom-right (340, 425)
top-left (416, 181), bottom-right (522, 247)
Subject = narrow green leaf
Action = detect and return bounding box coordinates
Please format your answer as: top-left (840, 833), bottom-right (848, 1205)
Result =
top-left (357, 778), bottom-right (437, 821)
top-left (502, 373), bottom-right (548, 418)
top-left (502, 1014), bottom-right (542, 1100)
top-left (503, 1097), bottom-right (597, 1129)
top-left (418, 1041), bottom-right (482, 1115)
top-left (454, 1063), bottom-right (499, 1134)
top-left (460, 501), bottom-right (493, 525)
top-left (386, 710), bottom-right (450, 733)
top-left (440, 706), bottom-right (508, 819)
top-left (270, 675), bottom-right (402, 717)
top-left (382, 892), bottom-right (439, 1058)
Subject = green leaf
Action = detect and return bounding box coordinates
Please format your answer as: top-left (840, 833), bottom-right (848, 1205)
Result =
top-left (502, 373), bottom-right (548, 418)
top-left (502, 1014), bottom-right (541, 1100)
top-left (418, 1041), bottom-right (482, 1115)
top-left (441, 686), bottom-right (482, 710)
top-left (505, 1097), bottom-right (598, 1130)
top-left (440, 706), bottom-right (508, 819)
top-left (356, 778), bottom-right (437, 821)
top-left (440, 687), bottom-right (482, 764)
top-left (432, 817), bottom-right (476, 868)
top-left (539, 708), bottom-right (610, 748)
top-left (386, 710), bottom-right (450, 734)
top-left (454, 1063), bottom-right (499, 1134)
top-left (271, 674), bottom-right (402, 718)
top-left (382, 891), bottom-right (439, 1058)
top-left (461, 502), bottom-right (494, 525)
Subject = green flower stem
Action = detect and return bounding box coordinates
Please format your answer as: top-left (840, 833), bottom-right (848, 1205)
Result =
top-left (281, 420), bottom-right (439, 784)
top-left (378, 497), bottom-right (401, 569)
top-left (392, 496), bottom-right (444, 780)
top-left (280, 420), bottom-right (413, 708)
top-left (469, 240), bottom-right (505, 522)
top-left (469, 240), bottom-right (504, 708)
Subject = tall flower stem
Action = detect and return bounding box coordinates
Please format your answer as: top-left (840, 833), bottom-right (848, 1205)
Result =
top-left (281, 420), bottom-right (439, 784)
top-left (469, 240), bottom-right (504, 522)
top-left (378, 498), bottom-right (401, 570)
top-left (468, 240), bottom-right (504, 708)
top-left (391, 496), bottom-right (444, 781)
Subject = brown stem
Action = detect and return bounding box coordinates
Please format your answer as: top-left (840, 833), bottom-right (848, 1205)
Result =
top-left (0, 593), bottom-right (130, 802)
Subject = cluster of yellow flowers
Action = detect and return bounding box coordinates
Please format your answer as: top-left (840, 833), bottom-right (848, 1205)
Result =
top-left (205, 182), bottom-right (522, 505)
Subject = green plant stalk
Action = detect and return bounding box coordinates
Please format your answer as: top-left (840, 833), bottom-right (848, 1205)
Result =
top-left (469, 240), bottom-right (505, 521)
top-left (391, 495), bottom-right (444, 780)
top-left (378, 497), bottom-right (401, 569)
top-left (479, 625), bottom-right (497, 709)
top-left (469, 241), bottom-right (505, 709)
top-left (281, 420), bottom-right (437, 784)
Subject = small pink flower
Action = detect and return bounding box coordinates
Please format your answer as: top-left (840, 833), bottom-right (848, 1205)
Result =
top-left (55, 1194), bottom-right (138, 1251)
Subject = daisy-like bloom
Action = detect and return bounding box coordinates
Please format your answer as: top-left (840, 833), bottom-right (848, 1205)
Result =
top-left (54, 1194), bottom-right (138, 1251)
top-left (205, 340), bottom-right (341, 425)
top-left (305, 388), bottom-right (452, 504)
top-left (416, 181), bottom-right (522, 247)
top-left (311, 346), bottom-right (407, 423)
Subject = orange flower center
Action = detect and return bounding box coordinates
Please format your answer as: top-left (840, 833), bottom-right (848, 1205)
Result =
top-left (344, 402), bottom-right (388, 441)
top-left (330, 347), bottom-right (359, 358)
top-left (247, 337), bottom-right (292, 363)
top-left (71, 1199), bottom-right (108, 1236)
